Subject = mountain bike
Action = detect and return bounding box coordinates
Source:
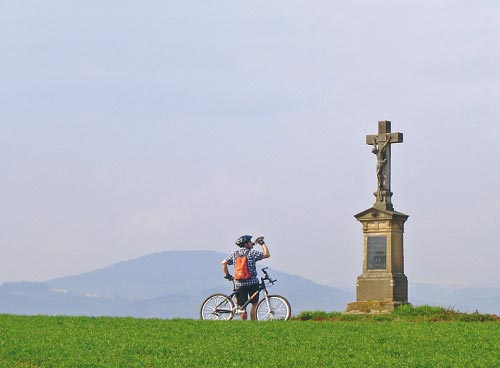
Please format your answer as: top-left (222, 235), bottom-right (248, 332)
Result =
top-left (200, 267), bottom-right (291, 320)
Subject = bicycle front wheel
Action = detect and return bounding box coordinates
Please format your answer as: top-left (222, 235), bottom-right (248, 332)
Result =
top-left (256, 295), bottom-right (291, 321)
top-left (200, 293), bottom-right (235, 320)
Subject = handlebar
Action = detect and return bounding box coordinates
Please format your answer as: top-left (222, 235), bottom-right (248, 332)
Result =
top-left (261, 267), bottom-right (277, 284)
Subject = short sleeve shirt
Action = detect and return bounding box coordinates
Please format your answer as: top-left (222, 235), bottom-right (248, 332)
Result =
top-left (224, 248), bottom-right (264, 287)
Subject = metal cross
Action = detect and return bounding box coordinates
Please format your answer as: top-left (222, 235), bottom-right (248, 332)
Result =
top-left (366, 121), bottom-right (403, 211)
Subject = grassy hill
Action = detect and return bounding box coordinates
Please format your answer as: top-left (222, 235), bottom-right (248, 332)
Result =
top-left (1, 312), bottom-right (499, 367)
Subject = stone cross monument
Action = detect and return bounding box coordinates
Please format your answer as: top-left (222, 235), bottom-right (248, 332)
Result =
top-left (347, 120), bottom-right (409, 313)
top-left (366, 121), bottom-right (403, 211)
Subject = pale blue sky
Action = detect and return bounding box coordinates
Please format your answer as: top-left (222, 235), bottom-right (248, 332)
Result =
top-left (1, 1), bottom-right (499, 290)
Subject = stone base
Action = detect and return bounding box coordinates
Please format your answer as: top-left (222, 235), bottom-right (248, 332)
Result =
top-left (346, 301), bottom-right (408, 314)
top-left (356, 272), bottom-right (408, 302)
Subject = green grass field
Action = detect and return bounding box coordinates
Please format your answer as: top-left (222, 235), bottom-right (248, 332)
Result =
top-left (1, 311), bottom-right (499, 367)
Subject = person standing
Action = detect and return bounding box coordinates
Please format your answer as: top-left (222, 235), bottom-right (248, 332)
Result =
top-left (221, 235), bottom-right (270, 320)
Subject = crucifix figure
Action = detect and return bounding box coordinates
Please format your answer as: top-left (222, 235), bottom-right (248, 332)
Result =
top-left (366, 121), bottom-right (403, 211)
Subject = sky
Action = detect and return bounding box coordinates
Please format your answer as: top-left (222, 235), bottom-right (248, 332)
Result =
top-left (1, 1), bottom-right (499, 291)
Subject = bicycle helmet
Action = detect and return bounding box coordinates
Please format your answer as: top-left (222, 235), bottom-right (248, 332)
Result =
top-left (235, 235), bottom-right (252, 247)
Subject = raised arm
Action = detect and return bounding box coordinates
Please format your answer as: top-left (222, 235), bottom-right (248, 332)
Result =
top-left (256, 237), bottom-right (270, 259)
top-left (261, 243), bottom-right (270, 258)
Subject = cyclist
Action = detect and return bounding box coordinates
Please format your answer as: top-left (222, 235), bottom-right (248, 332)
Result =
top-left (221, 235), bottom-right (270, 320)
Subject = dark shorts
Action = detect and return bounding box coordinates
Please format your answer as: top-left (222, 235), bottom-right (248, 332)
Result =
top-left (235, 284), bottom-right (260, 307)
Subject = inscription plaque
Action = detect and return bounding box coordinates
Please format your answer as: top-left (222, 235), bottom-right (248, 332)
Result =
top-left (367, 236), bottom-right (387, 270)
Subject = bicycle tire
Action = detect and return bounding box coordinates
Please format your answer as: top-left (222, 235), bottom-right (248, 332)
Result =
top-left (200, 293), bottom-right (235, 320)
top-left (256, 295), bottom-right (291, 321)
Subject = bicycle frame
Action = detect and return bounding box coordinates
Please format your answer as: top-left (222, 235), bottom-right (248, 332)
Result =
top-left (201, 267), bottom-right (290, 320)
top-left (218, 268), bottom-right (274, 315)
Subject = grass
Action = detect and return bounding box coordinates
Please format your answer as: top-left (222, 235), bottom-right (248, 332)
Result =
top-left (1, 308), bottom-right (499, 367)
top-left (296, 304), bottom-right (500, 322)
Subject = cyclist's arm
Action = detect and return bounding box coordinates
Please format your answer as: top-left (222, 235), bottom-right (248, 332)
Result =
top-left (221, 260), bottom-right (230, 276)
top-left (261, 243), bottom-right (270, 259)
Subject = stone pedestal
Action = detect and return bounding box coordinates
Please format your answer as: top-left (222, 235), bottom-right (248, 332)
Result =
top-left (347, 207), bottom-right (409, 313)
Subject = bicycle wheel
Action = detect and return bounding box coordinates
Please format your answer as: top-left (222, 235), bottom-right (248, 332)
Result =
top-left (200, 294), bottom-right (235, 320)
top-left (256, 295), bottom-right (291, 321)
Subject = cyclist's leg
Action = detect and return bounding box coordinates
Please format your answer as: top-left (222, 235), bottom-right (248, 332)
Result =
top-left (250, 301), bottom-right (258, 320)
top-left (247, 284), bottom-right (260, 320)
top-left (234, 287), bottom-right (249, 320)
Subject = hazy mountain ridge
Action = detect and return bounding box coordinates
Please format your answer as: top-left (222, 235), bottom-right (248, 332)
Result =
top-left (46, 250), bottom-right (222, 299)
top-left (0, 251), bottom-right (353, 318)
top-left (1, 251), bottom-right (499, 318)
top-left (409, 283), bottom-right (500, 314)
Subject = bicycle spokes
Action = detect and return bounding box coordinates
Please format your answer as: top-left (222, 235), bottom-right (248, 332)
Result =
top-left (200, 294), bottom-right (235, 320)
top-left (256, 295), bottom-right (291, 320)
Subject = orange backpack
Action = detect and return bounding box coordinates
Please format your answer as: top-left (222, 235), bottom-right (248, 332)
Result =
top-left (234, 251), bottom-right (252, 280)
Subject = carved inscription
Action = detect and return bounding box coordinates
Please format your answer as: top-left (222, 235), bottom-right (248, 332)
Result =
top-left (367, 236), bottom-right (387, 270)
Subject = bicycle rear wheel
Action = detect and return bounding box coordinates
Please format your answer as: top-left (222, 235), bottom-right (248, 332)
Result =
top-left (200, 293), bottom-right (235, 320)
top-left (256, 295), bottom-right (291, 321)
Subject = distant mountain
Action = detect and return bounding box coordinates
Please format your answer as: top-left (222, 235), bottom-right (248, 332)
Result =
top-left (0, 251), bottom-right (353, 318)
top-left (2, 251), bottom-right (499, 318)
top-left (47, 250), bottom-right (226, 299)
top-left (408, 283), bottom-right (500, 314)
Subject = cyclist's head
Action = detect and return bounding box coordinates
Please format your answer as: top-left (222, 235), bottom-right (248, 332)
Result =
top-left (236, 235), bottom-right (253, 247)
